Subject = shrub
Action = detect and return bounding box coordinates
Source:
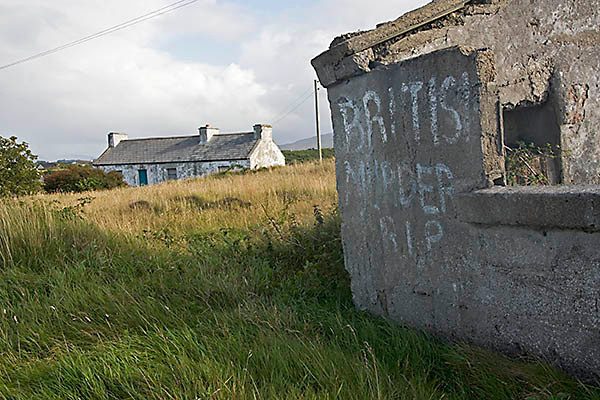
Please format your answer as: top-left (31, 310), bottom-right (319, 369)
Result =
top-left (44, 165), bottom-right (126, 193)
top-left (504, 141), bottom-right (561, 186)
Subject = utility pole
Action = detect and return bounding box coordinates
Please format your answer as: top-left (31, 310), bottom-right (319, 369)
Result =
top-left (314, 79), bottom-right (322, 162)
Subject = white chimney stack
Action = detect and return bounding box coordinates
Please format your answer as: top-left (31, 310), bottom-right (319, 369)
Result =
top-left (253, 124), bottom-right (273, 141)
top-left (199, 124), bottom-right (219, 143)
top-left (108, 132), bottom-right (128, 148)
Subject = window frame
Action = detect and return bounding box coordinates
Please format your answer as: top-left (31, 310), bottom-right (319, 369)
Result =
top-left (166, 168), bottom-right (178, 181)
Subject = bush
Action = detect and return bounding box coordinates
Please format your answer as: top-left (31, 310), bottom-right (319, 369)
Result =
top-left (0, 136), bottom-right (41, 196)
top-left (44, 165), bottom-right (126, 193)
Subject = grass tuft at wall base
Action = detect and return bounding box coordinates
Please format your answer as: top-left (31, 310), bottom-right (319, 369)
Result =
top-left (0, 159), bottom-right (597, 399)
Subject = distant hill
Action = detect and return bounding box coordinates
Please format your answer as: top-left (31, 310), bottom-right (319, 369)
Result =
top-left (56, 159), bottom-right (92, 165)
top-left (279, 133), bottom-right (333, 150)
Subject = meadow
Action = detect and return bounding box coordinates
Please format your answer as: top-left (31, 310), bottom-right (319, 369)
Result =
top-left (0, 159), bottom-right (598, 399)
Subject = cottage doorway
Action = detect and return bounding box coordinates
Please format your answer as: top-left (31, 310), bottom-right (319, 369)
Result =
top-left (138, 169), bottom-right (148, 186)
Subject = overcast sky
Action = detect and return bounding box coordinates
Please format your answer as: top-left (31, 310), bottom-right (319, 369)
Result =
top-left (0, 0), bottom-right (429, 160)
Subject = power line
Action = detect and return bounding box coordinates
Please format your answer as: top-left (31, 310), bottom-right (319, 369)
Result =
top-left (272, 88), bottom-right (315, 125)
top-left (273, 91), bottom-right (314, 125)
top-left (0, 0), bottom-right (199, 71)
top-left (0, 0), bottom-right (201, 71)
top-left (271, 87), bottom-right (313, 122)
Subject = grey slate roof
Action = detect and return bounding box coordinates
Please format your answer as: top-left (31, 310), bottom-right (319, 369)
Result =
top-left (94, 133), bottom-right (258, 165)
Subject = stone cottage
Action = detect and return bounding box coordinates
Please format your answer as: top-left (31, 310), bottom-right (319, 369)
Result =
top-left (93, 124), bottom-right (285, 186)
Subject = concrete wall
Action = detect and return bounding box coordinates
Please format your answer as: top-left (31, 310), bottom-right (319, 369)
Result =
top-left (318, 46), bottom-right (600, 378)
top-left (313, 0), bottom-right (600, 185)
top-left (99, 160), bottom-right (250, 187)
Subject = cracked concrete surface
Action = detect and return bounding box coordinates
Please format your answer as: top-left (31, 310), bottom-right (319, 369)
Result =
top-left (313, 0), bottom-right (600, 184)
top-left (312, 0), bottom-right (600, 380)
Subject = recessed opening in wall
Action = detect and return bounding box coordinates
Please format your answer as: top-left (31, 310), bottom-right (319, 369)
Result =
top-left (167, 168), bottom-right (177, 181)
top-left (138, 169), bottom-right (148, 186)
top-left (502, 100), bottom-right (562, 186)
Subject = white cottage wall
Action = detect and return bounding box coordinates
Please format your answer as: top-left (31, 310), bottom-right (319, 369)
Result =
top-left (99, 160), bottom-right (250, 187)
top-left (249, 139), bottom-right (285, 170)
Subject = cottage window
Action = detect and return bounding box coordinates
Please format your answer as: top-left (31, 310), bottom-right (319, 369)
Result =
top-left (167, 168), bottom-right (177, 180)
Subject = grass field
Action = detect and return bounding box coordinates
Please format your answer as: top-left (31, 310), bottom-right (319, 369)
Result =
top-left (0, 159), bottom-right (598, 399)
top-left (281, 149), bottom-right (335, 164)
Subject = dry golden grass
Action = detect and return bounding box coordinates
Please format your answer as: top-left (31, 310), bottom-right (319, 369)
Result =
top-left (30, 159), bottom-right (337, 235)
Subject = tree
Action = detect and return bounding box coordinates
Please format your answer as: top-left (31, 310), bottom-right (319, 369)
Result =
top-left (0, 136), bottom-right (41, 197)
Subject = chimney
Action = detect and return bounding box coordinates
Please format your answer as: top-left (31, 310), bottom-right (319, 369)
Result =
top-left (199, 124), bottom-right (219, 144)
top-left (253, 124), bottom-right (273, 141)
top-left (108, 132), bottom-right (128, 148)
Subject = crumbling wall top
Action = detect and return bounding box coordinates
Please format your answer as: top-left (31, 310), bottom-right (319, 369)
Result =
top-left (313, 0), bottom-right (600, 185)
top-left (312, 0), bottom-right (509, 87)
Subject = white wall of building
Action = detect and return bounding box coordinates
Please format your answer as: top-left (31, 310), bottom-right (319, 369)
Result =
top-left (99, 160), bottom-right (250, 187)
top-left (250, 137), bottom-right (286, 170)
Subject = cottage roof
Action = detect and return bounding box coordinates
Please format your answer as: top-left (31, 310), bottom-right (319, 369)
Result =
top-left (93, 132), bottom-right (259, 166)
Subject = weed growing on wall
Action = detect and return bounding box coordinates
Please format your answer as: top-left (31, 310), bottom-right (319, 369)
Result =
top-left (505, 141), bottom-right (562, 186)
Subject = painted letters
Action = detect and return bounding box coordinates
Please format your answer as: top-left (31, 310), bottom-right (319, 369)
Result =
top-left (335, 72), bottom-right (471, 148)
top-left (334, 71), bottom-right (472, 259)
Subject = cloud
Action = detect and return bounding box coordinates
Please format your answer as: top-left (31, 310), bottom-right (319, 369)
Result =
top-left (155, 0), bottom-right (256, 40)
top-left (0, 0), bottom-right (429, 160)
top-left (237, 0), bottom-right (430, 140)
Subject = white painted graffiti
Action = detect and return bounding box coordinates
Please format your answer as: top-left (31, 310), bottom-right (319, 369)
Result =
top-left (334, 71), bottom-right (473, 260)
top-left (344, 157), bottom-right (455, 257)
top-left (336, 72), bottom-right (472, 150)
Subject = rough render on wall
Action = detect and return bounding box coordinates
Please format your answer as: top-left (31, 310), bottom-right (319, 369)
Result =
top-left (315, 44), bottom-right (600, 378)
top-left (313, 0), bottom-right (600, 184)
top-left (250, 138), bottom-right (286, 170)
top-left (100, 160), bottom-right (250, 187)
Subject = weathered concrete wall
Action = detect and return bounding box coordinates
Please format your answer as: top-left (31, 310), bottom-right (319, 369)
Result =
top-left (313, 0), bottom-right (600, 184)
top-left (99, 160), bottom-right (250, 187)
top-left (318, 46), bottom-right (600, 378)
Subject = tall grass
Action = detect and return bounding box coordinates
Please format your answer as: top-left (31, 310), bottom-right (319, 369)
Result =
top-left (0, 159), bottom-right (597, 399)
top-left (34, 161), bottom-right (336, 236)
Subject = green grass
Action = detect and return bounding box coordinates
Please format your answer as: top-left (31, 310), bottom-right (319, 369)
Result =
top-left (0, 162), bottom-right (598, 399)
top-left (282, 149), bottom-right (335, 164)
